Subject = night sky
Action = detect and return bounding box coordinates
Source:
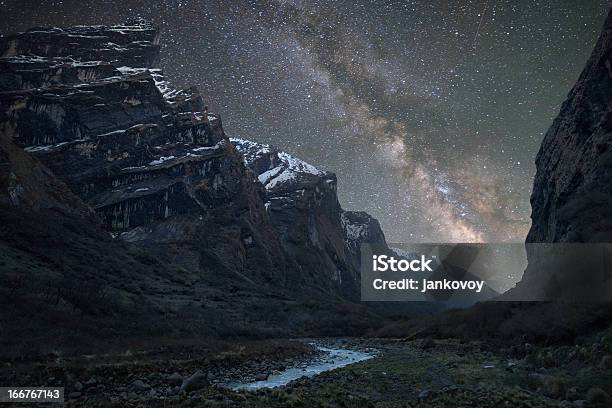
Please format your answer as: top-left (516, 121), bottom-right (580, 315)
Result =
top-left (2, 0), bottom-right (609, 243)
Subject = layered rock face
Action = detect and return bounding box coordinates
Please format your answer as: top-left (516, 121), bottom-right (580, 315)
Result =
top-left (527, 10), bottom-right (612, 243)
top-left (0, 20), bottom-right (293, 287)
top-left (0, 20), bottom-right (160, 70)
top-left (0, 20), bottom-right (387, 300)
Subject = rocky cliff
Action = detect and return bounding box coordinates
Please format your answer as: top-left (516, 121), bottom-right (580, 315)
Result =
top-left (527, 10), bottom-right (612, 244)
top-left (509, 9), bottom-right (612, 301)
top-left (0, 20), bottom-right (390, 339)
top-left (232, 138), bottom-right (387, 297)
top-left (0, 20), bottom-right (298, 291)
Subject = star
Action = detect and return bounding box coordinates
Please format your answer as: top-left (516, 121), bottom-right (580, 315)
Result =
top-left (0, 0), bottom-right (608, 243)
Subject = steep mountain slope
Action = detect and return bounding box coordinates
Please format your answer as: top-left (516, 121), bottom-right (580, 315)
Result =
top-left (508, 9), bottom-right (612, 301)
top-left (0, 123), bottom-right (92, 216)
top-left (0, 20), bottom-right (393, 349)
top-left (527, 10), bottom-right (612, 243)
top-left (232, 138), bottom-right (387, 298)
top-left (0, 20), bottom-right (293, 288)
top-left (0, 19), bottom-right (389, 292)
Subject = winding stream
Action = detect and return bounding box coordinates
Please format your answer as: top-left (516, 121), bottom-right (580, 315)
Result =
top-left (230, 345), bottom-right (375, 390)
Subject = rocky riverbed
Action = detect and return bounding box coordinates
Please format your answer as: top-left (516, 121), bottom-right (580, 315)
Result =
top-left (0, 338), bottom-right (318, 406)
top-left (1, 331), bottom-right (611, 407)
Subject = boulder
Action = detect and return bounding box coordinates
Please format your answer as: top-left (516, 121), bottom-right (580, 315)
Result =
top-left (130, 379), bottom-right (150, 392)
top-left (167, 372), bottom-right (183, 386)
top-left (180, 370), bottom-right (209, 393)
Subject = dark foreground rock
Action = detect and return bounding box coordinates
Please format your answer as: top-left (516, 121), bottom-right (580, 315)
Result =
top-left (3, 333), bottom-right (612, 407)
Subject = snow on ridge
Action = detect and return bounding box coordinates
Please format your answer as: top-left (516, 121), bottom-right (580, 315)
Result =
top-left (230, 138), bottom-right (270, 152)
top-left (263, 167), bottom-right (297, 190)
top-left (116, 66), bottom-right (147, 75)
top-left (148, 155), bottom-right (175, 166)
top-left (257, 166), bottom-right (284, 185)
top-left (25, 141), bottom-right (71, 152)
top-left (192, 139), bottom-right (226, 152)
top-left (231, 138), bottom-right (324, 174)
top-left (263, 151), bottom-right (326, 190)
top-left (230, 137), bottom-right (327, 190)
top-left (24, 138), bottom-right (89, 152)
top-left (3, 55), bottom-right (49, 63)
top-left (69, 60), bottom-right (106, 67)
top-left (277, 151), bottom-right (325, 177)
top-left (116, 66), bottom-right (186, 101)
top-left (230, 138), bottom-right (271, 164)
top-left (230, 138), bottom-right (329, 190)
top-left (149, 70), bottom-right (177, 99)
top-left (3, 56), bottom-right (107, 68)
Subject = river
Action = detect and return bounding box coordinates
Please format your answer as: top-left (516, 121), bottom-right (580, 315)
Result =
top-left (229, 344), bottom-right (375, 390)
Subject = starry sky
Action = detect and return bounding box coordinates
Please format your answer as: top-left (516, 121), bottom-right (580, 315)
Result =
top-left (1, 0), bottom-right (610, 243)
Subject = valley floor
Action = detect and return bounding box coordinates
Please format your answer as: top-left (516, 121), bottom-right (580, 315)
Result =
top-left (1, 330), bottom-right (611, 407)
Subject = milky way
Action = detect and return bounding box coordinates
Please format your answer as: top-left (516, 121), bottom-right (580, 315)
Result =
top-left (2, 0), bottom-right (609, 242)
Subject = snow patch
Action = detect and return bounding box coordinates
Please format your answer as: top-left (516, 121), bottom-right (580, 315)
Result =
top-left (231, 138), bottom-right (326, 190)
top-left (116, 66), bottom-right (148, 75)
top-left (278, 151), bottom-right (325, 177)
top-left (262, 152), bottom-right (325, 190)
top-left (24, 138), bottom-right (88, 152)
top-left (192, 142), bottom-right (222, 152)
top-left (149, 155), bottom-right (175, 165)
top-left (258, 166), bottom-right (284, 185)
